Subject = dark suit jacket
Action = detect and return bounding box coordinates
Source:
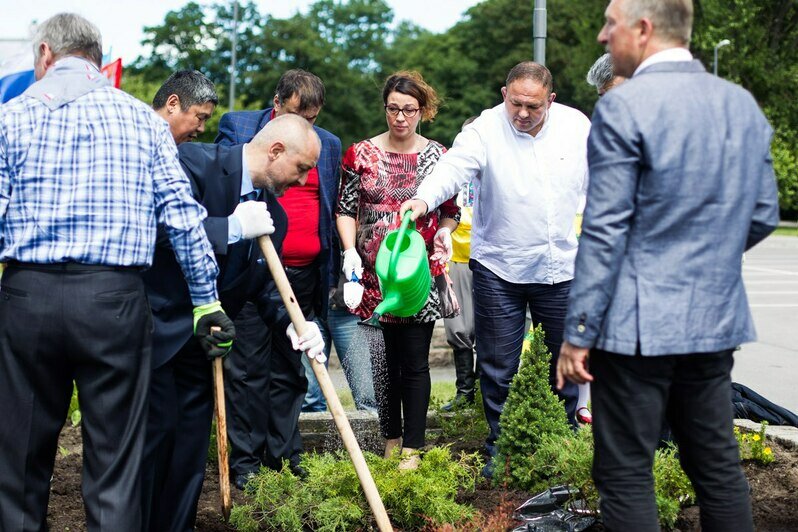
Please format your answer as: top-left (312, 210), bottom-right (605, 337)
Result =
top-left (215, 109), bottom-right (342, 318)
top-left (143, 143), bottom-right (289, 368)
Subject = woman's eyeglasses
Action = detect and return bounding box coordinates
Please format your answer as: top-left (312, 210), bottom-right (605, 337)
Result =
top-left (384, 106), bottom-right (420, 118)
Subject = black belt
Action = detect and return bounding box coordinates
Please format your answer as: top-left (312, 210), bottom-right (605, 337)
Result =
top-left (6, 261), bottom-right (144, 273)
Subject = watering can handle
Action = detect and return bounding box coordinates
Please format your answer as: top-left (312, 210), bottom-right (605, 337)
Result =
top-left (387, 211), bottom-right (414, 283)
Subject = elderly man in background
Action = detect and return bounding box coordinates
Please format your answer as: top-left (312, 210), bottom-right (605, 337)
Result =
top-left (586, 53), bottom-right (626, 96)
top-left (153, 70), bottom-right (218, 144)
top-left (401, 61), bottom-right (591, 478)
top-left (0, 13), bottom-right (227, 531)
top-left (557, 1), bottom-right (780, 530)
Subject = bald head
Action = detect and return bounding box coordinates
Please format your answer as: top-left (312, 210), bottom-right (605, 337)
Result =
top-left (245, 113), bottom-right (321, 196)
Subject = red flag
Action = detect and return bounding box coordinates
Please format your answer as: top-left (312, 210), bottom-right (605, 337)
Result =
top-left (101, 58), bottom-right (122, 88)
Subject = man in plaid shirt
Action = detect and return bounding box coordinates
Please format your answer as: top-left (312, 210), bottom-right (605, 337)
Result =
top-left (0, 13), bottom-right (233, 531)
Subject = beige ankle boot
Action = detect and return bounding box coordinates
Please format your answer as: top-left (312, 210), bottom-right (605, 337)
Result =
top-left (384, 438), bottom-right (401, 459)
top-left (398, 447), bottom-right (420, 471)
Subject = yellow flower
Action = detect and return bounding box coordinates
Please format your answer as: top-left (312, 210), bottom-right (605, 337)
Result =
top-left (764, 447), bottom-right (772, 455)
top-left (753, 434), bottom-right (761, 442)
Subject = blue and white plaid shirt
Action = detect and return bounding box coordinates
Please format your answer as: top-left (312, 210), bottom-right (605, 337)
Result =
top-left (0, 84), bottom-right (219, 304)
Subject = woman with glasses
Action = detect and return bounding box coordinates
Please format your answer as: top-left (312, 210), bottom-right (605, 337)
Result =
top-left (336, 71), bottom-right (459, 470)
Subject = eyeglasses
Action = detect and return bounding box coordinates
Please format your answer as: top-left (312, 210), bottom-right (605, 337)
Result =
top-left (384, 105), bottom-right (420, 118)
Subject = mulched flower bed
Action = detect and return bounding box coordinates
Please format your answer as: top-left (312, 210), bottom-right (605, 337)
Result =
top-left (47, 424), bottom-right (798, 530)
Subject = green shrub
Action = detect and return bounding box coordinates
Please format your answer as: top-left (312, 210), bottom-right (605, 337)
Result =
top-left (493, 324), bottom-right (571, 487)
top-left (433, 380), bottom-right (489, 444)
top-left (525, 427), bottom-right (598, 511)
top-left (232, 446), bottom-right (481, 530)
top-left (68, 383), bottom-right (81, 426)
top-left (653, 443), bottom-right (696, 528)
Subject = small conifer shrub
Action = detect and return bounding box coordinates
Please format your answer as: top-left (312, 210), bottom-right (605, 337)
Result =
top-left (494, 324), bottom-right (571, 488)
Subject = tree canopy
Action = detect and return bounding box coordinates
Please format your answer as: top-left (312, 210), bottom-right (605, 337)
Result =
top-left (126, 0), bottom-right (798, 215)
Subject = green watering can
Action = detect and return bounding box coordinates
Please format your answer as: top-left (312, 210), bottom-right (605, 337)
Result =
top-left (362, 211), bottom-right (431, 327)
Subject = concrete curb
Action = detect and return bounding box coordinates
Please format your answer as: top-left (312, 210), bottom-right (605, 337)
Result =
top-left (300, 413), bottom-right (798, 454)
top-left (734, 419), bottom-right (798, 450)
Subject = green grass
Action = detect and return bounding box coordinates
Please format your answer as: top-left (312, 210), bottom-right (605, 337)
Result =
top-left (335, 381), bottom-right (456, 411)
top-left (774, 226), bottom-right (798, 237)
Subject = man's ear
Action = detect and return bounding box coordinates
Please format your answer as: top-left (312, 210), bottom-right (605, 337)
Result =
top-left (272, 94), bottom-right (281, 111)
top-left (638, 17), bottom-right (654, 46)
top-left (166, 94), bottom-right (181, 114)
top-left (501, 86), bottom-right (508, 100)
top-left (35, 42), bottom-right (55, 76)
top-left (549, 92), bottom-right (557, 105)
top-left (267, 140), bottom-right (286, 161)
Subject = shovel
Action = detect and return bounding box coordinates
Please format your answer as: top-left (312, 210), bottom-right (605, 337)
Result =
top-left (257, 235), bottom-right (393, 532)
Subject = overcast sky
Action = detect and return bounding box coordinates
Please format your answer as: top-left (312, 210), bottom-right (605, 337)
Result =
top-left (0, 0), bottom-right (484, 63)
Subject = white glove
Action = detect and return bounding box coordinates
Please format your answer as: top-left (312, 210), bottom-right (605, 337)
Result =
top-left (342, 247), bottom-right (364, 280)
top-left (286, 321), bottom-right (326, 363)
top-left (431, 227), bottom-right (453, 264)
top-left (231, 200), bottom-right (274, 239)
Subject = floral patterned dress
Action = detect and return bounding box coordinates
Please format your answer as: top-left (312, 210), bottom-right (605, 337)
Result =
top-left (337, 139), bottom-right (460, 324)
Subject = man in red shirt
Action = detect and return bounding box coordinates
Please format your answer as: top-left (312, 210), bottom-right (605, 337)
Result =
top-left (216, 70), bottom-right (375, 489)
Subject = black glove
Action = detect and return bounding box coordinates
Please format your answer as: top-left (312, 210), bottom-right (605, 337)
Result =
top-left (193, 301), bottom-right (236, 359)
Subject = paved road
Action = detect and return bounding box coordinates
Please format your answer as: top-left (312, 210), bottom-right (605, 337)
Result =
top-left (735, 235), bottom-right (798, 413)
top-left (329, 235), bottom-right (798, 413)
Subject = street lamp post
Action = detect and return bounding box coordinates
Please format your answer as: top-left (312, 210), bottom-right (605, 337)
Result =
top-left (533, 0), bottom-right (546, 66)
top-left (229, 0), bottom-right (239, 112)
top-left (713, 38), bottom-right (731, 76)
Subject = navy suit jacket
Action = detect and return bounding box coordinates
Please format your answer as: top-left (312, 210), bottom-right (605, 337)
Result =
top-left (215, 108), bottom-right (342, 318)
top-left (564, 60), bottom-right (780, 356)
top-left (143, 143), bottom-right (289, 368)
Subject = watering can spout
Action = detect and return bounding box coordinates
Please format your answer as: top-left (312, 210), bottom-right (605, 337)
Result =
top-left (360, 312), bottom-right (383, 329)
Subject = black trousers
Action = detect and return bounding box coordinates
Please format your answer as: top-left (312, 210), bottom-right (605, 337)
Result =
top-left (225, 263), bottom-right (318, 474)
top-left (141, 337), bottom-right (213, 532)
top-left (0, 264), bottom-right (151, 532)
top-left (591, 349), bottom-right (753, 532)
top-left (376, 322), bottom-right (435, 449)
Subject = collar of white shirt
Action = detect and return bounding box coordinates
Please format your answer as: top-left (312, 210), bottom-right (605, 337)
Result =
top-left (240, 144), bottom-right (256, 198)
top-left (633, 47), bottom-right (693, 77)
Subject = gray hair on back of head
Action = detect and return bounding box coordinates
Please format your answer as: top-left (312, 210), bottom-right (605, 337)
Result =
top-left (251, 113), bottom-right (320, 154)
top-left (32, 13), bottom-right (103, 68)
top-left (623, 0), bottom-right (694, 45)
top-left (586, 53), bottom-right (615, 89)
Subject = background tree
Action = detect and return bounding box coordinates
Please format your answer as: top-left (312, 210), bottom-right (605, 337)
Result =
top-left (126, 0), bottom-right (797, 216)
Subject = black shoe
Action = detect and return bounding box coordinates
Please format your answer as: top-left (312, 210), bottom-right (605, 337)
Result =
top-left (289, 456), bottom-right (308, 480)
top-left (233, 471), bottom-right (256, 491)
top-left (481, 458), bottom-right (494, 480)
top-left (441, 394), bottom-right (475, 412)
top-left (289, 463), bottom-right (308, 479)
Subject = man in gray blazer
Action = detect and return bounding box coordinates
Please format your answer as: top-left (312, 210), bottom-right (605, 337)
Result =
top-left (557, 1), bottom-right (779, 530)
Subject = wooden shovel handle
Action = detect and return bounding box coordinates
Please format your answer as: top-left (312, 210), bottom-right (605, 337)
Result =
top-left (210, 329), bottom-right (232, 520)
top-left (257, 235), bottom-right (393, 531)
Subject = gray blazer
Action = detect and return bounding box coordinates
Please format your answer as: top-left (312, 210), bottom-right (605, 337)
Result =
top-left (564, 60), bottom-right (779, 356)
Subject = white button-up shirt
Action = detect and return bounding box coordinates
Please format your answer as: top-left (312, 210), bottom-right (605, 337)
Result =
top-left (415, 102), bottom-right (591, 284)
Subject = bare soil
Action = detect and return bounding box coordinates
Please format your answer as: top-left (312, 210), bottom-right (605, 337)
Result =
top-left (47, 424), bottom-right (798, 531)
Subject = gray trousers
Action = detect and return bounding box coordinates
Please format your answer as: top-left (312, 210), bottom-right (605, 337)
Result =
top-left (443, 261), bottom-right (476, 397)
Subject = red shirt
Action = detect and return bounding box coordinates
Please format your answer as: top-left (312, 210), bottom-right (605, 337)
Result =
top-left (269, 109), bottom-right (321, 267)
top-left (277, 167), bottom-right (321, 266)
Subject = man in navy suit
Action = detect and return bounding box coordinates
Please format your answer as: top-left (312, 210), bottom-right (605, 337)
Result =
top-left (216, 69), bottom-right (375, 488)
top-left (141, 114), bottom-right (326, 531)
top-left (557, 1), bottom-right (780, 530)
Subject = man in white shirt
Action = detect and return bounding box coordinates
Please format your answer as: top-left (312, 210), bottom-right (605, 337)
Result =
top-left (401, 62), bottom-right (590, 476)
